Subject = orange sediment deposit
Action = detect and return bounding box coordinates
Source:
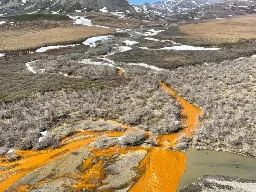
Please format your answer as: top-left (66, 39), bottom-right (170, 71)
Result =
top-left (0, 136), bottom-right (96, 191)
top-left (107, 131), bottom-right (124, 137)
top-left (118, 69), bottom-right (124, 77)
top-left (0, 81), bottom-right (203, 191)
top-left (17, 185), bottom-right (31, 192)
top-left (158, 81), bottom-right (203, 148)
top-left (129, 81), bottom-right (202, 192)
top-left (73, 146), bottom-right (145, 191)
top-left (130, 148), bottom-right (186, 192)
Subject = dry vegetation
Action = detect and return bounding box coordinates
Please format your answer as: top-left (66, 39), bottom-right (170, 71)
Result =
top-left (1, 13), bottom-right (255, 159)
top-left (0, 25), bottom-right (114, 51)
top-left (164, 57), bottom-right (256, 157)
top-left (0, 64), bottom-right (180, 152)
top-left (84, 12), bottom-right (162, 29)
top-left (179, 15), bottom-right (256, 44)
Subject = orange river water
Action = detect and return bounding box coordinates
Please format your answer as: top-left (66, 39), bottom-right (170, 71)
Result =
top-left (0, 81), bottom-right (202, 192)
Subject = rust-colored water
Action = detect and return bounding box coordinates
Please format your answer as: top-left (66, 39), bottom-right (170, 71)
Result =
top-left (158, 81), bottom-right (202, 148)
top-left (0, 81), bottom-right (202, 192)
top-left (129, 82), bottom-right (202, 192)
top-left (130, 148), bottom-right (186, 192)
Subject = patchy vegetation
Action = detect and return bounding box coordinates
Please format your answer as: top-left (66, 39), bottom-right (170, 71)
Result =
top-left (7, 14), bottom-right (71, 22)
top-left (165, 57), bottom-right (256, 157)
top-left (110, 40), bottom-right (256, 70)
top-left (0, 67), bottom-right (180, 150)
top-left (0, 26), bottom-right (114, 51)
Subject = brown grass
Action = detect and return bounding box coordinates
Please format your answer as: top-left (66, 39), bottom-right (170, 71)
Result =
top-left (0, 26), bottom-right (114, 51)
top-left (179, 15), bottom-right (256, 42)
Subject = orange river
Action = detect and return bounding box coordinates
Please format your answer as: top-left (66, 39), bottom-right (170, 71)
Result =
top-left (0, 81), bottom-right (202, 192)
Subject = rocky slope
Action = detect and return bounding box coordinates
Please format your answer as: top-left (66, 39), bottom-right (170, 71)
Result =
top-left (134, 0), bottom-right (256, 21)
top-left (0, 0), bottom-right (135, 16)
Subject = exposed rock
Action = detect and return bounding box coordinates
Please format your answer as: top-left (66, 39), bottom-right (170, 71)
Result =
top-left (0, 0), bottom-right (135, 15)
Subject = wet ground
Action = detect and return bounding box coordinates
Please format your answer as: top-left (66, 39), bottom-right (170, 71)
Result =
top-left (179, 150), bottom-right (256, 191)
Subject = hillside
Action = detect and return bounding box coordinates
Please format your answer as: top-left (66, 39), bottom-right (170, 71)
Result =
top-left (0, 0), bottom-right (135, 15)
top-left (134, 0), bottom-right (256, 21)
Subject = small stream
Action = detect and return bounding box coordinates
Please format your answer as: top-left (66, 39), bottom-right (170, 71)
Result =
top-left (178, 150), bottom-right (256, 191)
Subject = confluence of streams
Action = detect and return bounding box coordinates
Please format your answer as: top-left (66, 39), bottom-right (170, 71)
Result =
top-left (0, 80), bottom-right (202, 192)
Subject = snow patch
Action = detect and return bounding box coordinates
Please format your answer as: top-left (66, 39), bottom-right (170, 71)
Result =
top-left (78, 59), bottom-right (115, 68)
top-left (143, 29), bottom-right (165, 36)
top-left (145, 37), bottom-right (160, 41)
top-left (25, 61), bottom-right (37, 74)
top-left (116, 28), bottom-right (126, 33)
top-left (68, 15), bottom-right (109, 28)
top-left (118, 46), bottom-right (132, 52)
top-left (35, 44), bottom-right (77, 53)
top-left (123, 40), bottom-right (138, 45)
top-left (139, 47), bottom-right (149, 50)
top-left (0, 53), bottom-right (5, 57)
top-left (160, 45), bottom-right (220, 51)
top-left (83, 35), bottom-right (112, 47)
top-left (7, 149), bottom-right (14, 154)
top-left (59, 72), bottom-right (69, 77)
top-left (69, 16), bottom-right (92, 26)
top-left (0, 21), bottom-right (6, 25)
top-left (251, 55), bottom-right (256, 58)
top-left (39, 131), bottom-right (48, 143)
top-left (145, 37), bottom-right (171, 43)
top-left (111, 12), bottom-right (126, 18)
top-left (100, 7), bottom-right (108, 12)
top-left (127, 63), bottom-right (163, 71)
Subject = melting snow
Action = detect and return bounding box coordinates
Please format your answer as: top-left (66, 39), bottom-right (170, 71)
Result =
top-left (35, 44), bottom-right (77, 53)
top-left (25, 61), bottom-right (37, 74)
top-left (144, 29), bottom-right (165, 36)
top-left (78, 59), bottom-right (115, 68)
top-left (116, 28), bottom-right (126, 33)
top-left (145, 37), bottom-right (160, 41)
top-left (68, 16), bottom-right (92, 26)
top-left (100, 7), bottom-right (108, 12)
top-left (7, 149), bottom-right (14, 154)
top-left (110, 12), bottom-right (126, 18)
top-left (127, 63), bottom-right (163, 71)
top-left (160, 45), bottom-right (220, 51)
top-left (123, 40), bottom-right (138, 45)
top-left (251, 55), bottom-right (256, 58)
top-left (0, 53), bottom-right (5, 57)
top-left (83, 35), bottom-right (112, 47)
top-left (118, 46), bottom-right (132, 52)
top-left (59, 72), bottom-right (69, 77)
top-left (0, 21), bottom-right (6, 25)
top-left (39, 131), bottom-right (48, 143)
top-left (145, 37), bottom-right (171, 43)
top-left (139, 47), bottom-right (149, 50)
top-left (69, 15), bottom-right (109, 28)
